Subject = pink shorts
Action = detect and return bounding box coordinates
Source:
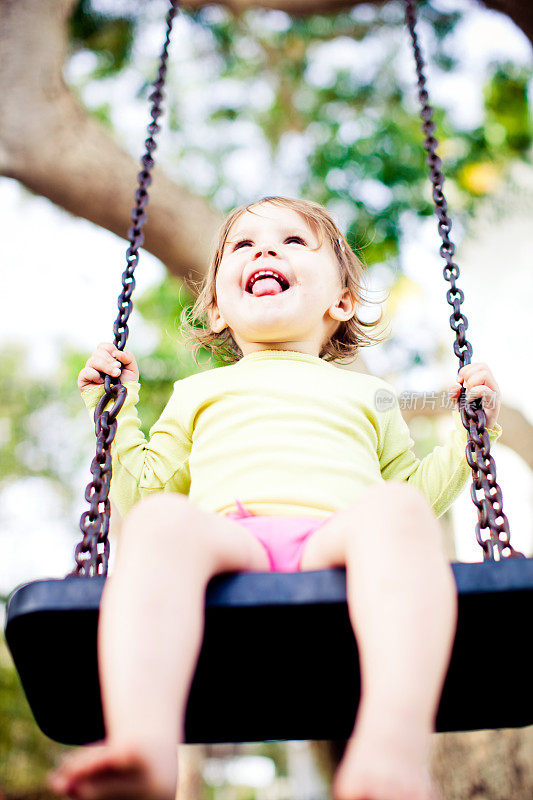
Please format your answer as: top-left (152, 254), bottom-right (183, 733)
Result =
top-left (226, 499), bottom-right (330, 573)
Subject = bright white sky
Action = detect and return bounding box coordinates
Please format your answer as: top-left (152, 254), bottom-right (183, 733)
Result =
top-left (1, 0), bottom-right (532, 598)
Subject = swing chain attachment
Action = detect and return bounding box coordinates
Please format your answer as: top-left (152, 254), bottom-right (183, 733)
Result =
top-left (403, 0), bottom-right (523, 561)
top-left (71, 0), bottom-right (180, 578)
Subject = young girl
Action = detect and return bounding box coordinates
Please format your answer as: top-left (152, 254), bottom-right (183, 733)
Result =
top-left (48, 196), bottom-right (502, 800)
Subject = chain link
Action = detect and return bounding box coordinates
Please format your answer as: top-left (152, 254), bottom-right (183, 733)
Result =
top-left (71, 0), bottom-right (180, 577)
top-left (403, 0), bottom-right (522, 560)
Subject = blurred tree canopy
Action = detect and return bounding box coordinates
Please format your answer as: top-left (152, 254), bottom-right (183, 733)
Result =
top-left (67, 0), bottom-right (532, 266)
top-left (1, 0), bottom-right (531, 276)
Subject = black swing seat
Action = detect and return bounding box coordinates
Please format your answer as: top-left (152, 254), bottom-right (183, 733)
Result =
top-left (5, 558), bottom-right (533, 746)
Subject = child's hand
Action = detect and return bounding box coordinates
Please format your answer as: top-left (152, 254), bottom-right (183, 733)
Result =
top-left (448, 361), bottom-right (501, 429)
top-left (78, 342), bottom-right (139, 393)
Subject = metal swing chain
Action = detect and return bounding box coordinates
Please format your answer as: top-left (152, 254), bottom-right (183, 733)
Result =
top-left (71, 0), bottom-right (180, 578)
top-left (403, 0), bottom-right (523, 561)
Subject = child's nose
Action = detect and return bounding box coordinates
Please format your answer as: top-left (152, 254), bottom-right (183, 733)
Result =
top-left (253, 245), bottom-right (278, 259)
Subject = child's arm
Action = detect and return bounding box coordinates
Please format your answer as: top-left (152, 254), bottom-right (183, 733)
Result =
top-left (81, 378), bottom-right (192, 519)
top-left (378, 388), bottom-right (502, 520)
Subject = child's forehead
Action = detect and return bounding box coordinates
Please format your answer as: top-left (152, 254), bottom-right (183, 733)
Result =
top-left (226, 206), bottom-right (317, 240)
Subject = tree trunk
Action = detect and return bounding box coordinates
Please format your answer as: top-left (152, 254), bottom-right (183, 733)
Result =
top-left (176, 745), bottom-right (206, 800)
top-left (432, 727), bottom-right (533, 800)
top-left (312, 726), bottom-right (533, 799)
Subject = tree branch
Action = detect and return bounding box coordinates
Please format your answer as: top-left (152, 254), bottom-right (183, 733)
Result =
top-left (182, 0), bottom-right (532, 46)
top-left (0, 0), bottom-right (223, 284)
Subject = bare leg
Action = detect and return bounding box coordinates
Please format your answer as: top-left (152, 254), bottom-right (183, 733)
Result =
top-left (300, 482), bottom-right (457, 800)
top-left (47, 494), bottom-right (269, 799)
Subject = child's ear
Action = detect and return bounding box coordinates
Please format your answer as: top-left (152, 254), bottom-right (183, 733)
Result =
top-left (208, 303), bottom-right (227, 334)
top-left (329, 287), bottom-right (357, 322)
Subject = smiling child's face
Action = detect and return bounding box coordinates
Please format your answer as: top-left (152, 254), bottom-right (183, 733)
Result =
top-left (208, 203), bottom-right (356, 358)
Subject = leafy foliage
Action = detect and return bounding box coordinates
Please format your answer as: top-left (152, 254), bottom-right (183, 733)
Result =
top-left (178, 3), bottom-right (531, 265)
top-left (69, 0), bottom-right (137, 78)
top-left (483, 64), bottom-right (532, 153)
top-left (0, 635), bottom-right (70, 794)
top-left (0, 345), bottom-right (83, 501)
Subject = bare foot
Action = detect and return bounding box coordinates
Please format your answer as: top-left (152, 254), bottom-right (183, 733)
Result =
top-left (47, 739), bottom-right (178, 800)
top-left (331, 717), bottom-right (441, 800)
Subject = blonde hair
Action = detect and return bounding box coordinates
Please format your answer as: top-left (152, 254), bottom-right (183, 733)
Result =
top-left (180, 195), bottom-right (390, 365)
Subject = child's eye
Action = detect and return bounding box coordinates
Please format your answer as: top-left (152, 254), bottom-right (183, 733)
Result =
top-left (286, 236), bottom-right (306, 244)
top-left (233, 235), bottom-right (306, 250)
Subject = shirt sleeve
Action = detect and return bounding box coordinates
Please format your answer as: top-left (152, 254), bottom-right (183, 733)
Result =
top-left (378, 392), bottom-right (503, 519)
top-left (81, 380), bottom-right (192, 518)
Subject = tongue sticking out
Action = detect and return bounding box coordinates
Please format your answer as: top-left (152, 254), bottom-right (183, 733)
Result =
top-left (251, 277), bottom-right (284, 297)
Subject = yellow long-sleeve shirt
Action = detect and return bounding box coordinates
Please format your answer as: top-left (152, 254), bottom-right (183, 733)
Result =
top-left (81, 348), bottom-right (502, 520)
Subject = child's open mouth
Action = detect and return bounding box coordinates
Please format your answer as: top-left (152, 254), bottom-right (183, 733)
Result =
top-left (248, 279), bottom-right (291, 297)
top-left (245, 270), bottom-right (291, 297)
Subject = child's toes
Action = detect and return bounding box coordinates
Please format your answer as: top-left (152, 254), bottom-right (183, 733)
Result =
top-left (48, 746), bottom-right (110, 792)
top-left (69, 775), bottom-right (141, 800)
top-left (47, 773), bottom-right (67, 794)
